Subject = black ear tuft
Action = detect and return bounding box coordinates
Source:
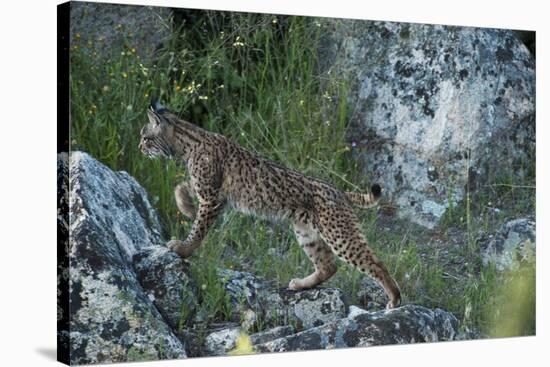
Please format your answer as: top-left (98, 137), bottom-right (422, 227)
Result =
top-left (371, 183), bottom-right (382, 198)
top-left (150, 98), bottom-right (168, 114)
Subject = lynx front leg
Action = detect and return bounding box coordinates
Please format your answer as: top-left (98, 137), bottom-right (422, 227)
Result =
top-left (288, 223), bottom-right (337, 291)
top-left (167, 199), bottom-right (224, 258)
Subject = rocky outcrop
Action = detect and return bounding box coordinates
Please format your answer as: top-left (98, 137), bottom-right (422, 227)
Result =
top-left (321, 21), bottom-right (535, 228)
top-left (482, 218), bottom-right (535, 271)
top-left (218, 269), bottom-right (348, 330)
top-left (255, 305), bottom-right (458, 352)
top-left (199, 270), bottom-right (459, 356)
top-left (202, 304), bottom-right (459, 356)
top-left (65, 152), bottom-right (186, 364)
top-left (59, 151), bottom-right (462, 362)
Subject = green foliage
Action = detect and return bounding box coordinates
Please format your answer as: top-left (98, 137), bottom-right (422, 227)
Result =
top-left (486, 262), bottom-right (536, 337)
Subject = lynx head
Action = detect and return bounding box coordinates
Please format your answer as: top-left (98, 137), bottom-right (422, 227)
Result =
top-left (139, 101), bottom-right (176, 158)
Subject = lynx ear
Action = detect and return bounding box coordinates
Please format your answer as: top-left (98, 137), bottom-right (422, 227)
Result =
top-left (147, 109), bottom-right (162, 126)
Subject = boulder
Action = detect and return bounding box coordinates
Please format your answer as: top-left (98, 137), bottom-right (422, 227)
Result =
top-left (255, 304), bottom-right (459, 352)
top-left (65, 152), bottom-right (186, 364)
top-left (321, 20), bottom-right (535, 228)
top-left (218, 269), bottom-right (348, 330)
top-left (482, 218), bottom-right (535, 271)
top-left (133, 246), bottom-right (198, 330)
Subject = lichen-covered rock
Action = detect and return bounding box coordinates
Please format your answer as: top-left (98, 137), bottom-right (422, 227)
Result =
top-left (321, 20), bottom-right (535, 228)
top-left (204, 327), bottom-right (242, 356)
top-left (249, 325), bottom-right (296, 345)
top-left (218, 269), bottom-right (347, 330)
top-left (356, 276), bottom-right (388, 310)
top-left (67, 152), bottom-right (186, 364)
top-left (265, 288), bottom-right (348, 329)
top-left (218, 268), bottom-right (275, 308)
top-left (203, 325), bottom-right (298, 356)
top-left (255, 305), bottom-right (458, 353)
top-left (133, 246), bottom-right (198, 329)
top-left (482, 218), bottom-right (535, 271)
top-left (69, 2), bottom-right (172, 62)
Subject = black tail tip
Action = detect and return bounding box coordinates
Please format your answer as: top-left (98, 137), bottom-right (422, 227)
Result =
top-left (371, 183), bottom-right (382, 198)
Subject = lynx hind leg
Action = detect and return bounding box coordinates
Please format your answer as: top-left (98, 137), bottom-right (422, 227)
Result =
top-left (288, 223), bottom-right (337, 291)
top-left (175, 181), bottom-right (197, 220)
top-left (317, 206), bottom-right (401, 309)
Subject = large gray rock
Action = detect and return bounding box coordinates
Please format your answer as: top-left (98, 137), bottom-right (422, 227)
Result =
top-left (66, 152), bottom-right (186, 364)
top-left (69, 2), bottom-right (172, 62)
top-left (218, 269), bottom-right (348, 330)
top-left (482, 218), bottom-right (535, 271)
top-left (322, 20), bottom-right (535, 228)
top-left (256, 304), bottom-right (458, 352)
top-left (133, 246), bottom-right (198, 330)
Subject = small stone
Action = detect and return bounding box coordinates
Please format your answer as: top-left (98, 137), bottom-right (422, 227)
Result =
top-left (204, 327), bottom-right (242, 356)
top-left (482, 218), bottom-right (536, 271)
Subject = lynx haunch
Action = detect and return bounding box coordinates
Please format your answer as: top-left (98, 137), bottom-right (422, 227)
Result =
top-left (139, 101), bottom-right (401, 309)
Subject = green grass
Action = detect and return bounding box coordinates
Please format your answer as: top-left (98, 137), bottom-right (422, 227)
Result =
top-left (70, 12), bottom-right (535, 338)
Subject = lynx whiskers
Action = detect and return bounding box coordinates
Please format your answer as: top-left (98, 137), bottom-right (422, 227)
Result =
top-left (139, 101), bottom-right (401, 309)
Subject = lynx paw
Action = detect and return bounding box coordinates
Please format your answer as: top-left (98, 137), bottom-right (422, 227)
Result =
top-left (386, 296), bottom-right (401, 310)
top-left (288, 278), bottom-right (303, 291)
top-left (167, 240), bottom-right (193, 258)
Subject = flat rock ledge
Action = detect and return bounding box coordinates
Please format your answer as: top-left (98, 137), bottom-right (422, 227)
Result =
top-left (255, 304), bottom-right (458, 353)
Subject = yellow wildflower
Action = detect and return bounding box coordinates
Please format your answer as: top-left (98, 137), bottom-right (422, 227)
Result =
top-left (232, 36), bottom-right (245, 47)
